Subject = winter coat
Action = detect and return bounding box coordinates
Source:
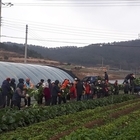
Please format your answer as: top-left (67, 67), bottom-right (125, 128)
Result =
top-left (76, 82), bottom-right (84, 95)
top-left (104, 72), bottom-right (109, 81)
top-left (43, 87), bottom-right (51, 100)
top-left (10, 80), bottom-right (16, 91)
top-left (70, 85), bottom-right (76, 99)
top-left (124, 83), bottom-right (129, 92)
top-left (52, 80), bottom-right (60, 96)
top-left (1, 80), bottom-right (11, 96)
top-left (85, 83), bottom-right (91, 94)
top-left (12, 87), bottom-right (25, 103)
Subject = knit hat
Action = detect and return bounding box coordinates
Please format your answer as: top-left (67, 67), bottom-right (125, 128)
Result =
top-left (18, 78), bottom-right (24, 83)
top-left (17, 83), bottom-right (24, 90)
top-left (41, 79), bottom-right (44, 82)
top-left (55, 80), bottom-right (59, 85)
top-left (11, 78), bottom-right (15, 83)
top-left (6, 77), bottom-right (11, 81)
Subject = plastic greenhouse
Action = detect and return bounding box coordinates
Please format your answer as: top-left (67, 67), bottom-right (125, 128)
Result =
top-left (0, 61), bottom-right (74, 86)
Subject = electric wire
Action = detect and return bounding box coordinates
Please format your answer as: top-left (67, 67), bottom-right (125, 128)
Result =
top-left (1, 35), bottom-right (90, 45)
top-left (1, 0), bottom-right (139, 46)
top-left (2, 17), bottom-right (136, 35)
top-left (2, 20), bottom-right (136, 38)
top-left (2, 23), bottom-right (137, 42)
top-left (29, 30), bottom-right (50, 47)
top-left (12, 0), bottom-right (140, 7)
top-left (2, 22), bottom-right (137, 45)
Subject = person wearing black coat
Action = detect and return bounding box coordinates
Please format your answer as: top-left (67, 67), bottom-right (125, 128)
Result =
top-left (124, 81), bottom-right (129, 94)
top-left (51, 80), bottom-right (61, 105)
top-left (47, 79), bottom-right (53, 102)
top-left (1, 78), bottom-right (11, 108)
top-left (104, 72), bottom-right (109, 83)
top-left (75, 79), bottom-right (84, 101)
top-left (9, 78), bottom-right (16, 107)
top-left (10, 78), bottom-right (16, 91)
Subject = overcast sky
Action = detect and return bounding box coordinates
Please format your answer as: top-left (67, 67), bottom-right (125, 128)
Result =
top-left (1, 0), bottom-right (140, 47)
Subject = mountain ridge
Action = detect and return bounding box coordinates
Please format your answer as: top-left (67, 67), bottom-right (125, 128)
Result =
top-left (2, 39), bottom-right (140, 70)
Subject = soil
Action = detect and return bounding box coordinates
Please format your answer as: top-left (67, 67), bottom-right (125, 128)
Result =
top-left (49, 100), bottom-right (140, 140)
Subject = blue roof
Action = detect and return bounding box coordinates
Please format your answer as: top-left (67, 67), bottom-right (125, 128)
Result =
top-left (0, 61), bottom-right (74, 86)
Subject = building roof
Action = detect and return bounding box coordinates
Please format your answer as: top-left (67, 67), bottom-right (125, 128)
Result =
top-left (0, 62), bottom-right (74, 86)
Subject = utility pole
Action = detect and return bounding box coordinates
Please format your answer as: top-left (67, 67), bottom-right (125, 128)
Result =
top-left (24, 24), bottom-right (28, 63)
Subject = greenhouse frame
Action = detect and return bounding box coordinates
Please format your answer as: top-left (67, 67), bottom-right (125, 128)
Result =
top-left (0, 61), bottom-right (74, 86)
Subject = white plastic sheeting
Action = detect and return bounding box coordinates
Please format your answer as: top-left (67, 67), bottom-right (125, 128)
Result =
top-left (0, 62), bottom-right (74, 86)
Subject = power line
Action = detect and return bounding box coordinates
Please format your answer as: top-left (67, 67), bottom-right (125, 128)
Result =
top-left (1, 35), bottom-right (90, 45)
top-left (1, 35), bottom-right (140, 48)
top-left (12, 1), bottom-right (140, 7)
top-left (2, 17), bottom-right (137, 36)
top-left (1, 1), bottom-right (139, 47)
top-left (2, 22), bottom-right (137, 40)
top-left (2, 22), bottom-right (138, 45)
top-left (2, 18), bottom-right (137, 37)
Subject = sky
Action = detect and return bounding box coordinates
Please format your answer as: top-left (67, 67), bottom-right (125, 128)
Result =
top-left (1, 0), bottom-right (140, 48)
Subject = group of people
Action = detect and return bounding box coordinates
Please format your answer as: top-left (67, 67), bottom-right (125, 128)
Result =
top-left (0, 71), bottom-right (134, 110)
top-left (0, 75), bottom-right (110, 109)
top-left (0, 78), bottom-right (34, 109)
top-left (33, 77), bottom-right (111, 106)
top-left (123, 73), bottom-right (136, 94)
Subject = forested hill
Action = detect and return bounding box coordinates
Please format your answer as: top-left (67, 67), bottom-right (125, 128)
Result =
top-left (3, 39), bottom-right (140, 70)
top-left (0, 43), bottom-right (43, 59)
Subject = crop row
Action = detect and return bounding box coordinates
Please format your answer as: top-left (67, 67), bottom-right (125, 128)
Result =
top-left (61, 109), bottom-right (140, 140)
top-left (0, 97), bottom-right (140, 140)
top-left (0, 94), bottom-right (136, 133)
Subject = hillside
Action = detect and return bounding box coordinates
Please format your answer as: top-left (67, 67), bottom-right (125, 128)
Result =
top-left (0, 47), bottom-right (136, 81)
top-left (0, 50), bottom-right (133, 80)
top-left (4, 39), bottom-right (140, 70)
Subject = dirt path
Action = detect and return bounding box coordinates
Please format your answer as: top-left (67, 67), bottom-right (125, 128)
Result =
top-left (49, 103), bottom-right (140, 140)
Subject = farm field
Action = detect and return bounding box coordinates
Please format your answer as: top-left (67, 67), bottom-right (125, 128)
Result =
top-left (0, 95), bottom-right (139, 140)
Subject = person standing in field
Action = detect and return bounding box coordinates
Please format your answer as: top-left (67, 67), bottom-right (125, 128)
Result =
top-left (47, 79), bottom-right (53, 104)
top-left (43, 82), bottom-right (51, 106)
top-left (36, 79), bottom-right (44, 104)
top-left (114, 80), bottom-right (119, 95)
top-left (1, 78), bottom-right (11, 108)
top-left (75, 79), bottom-right (84, 101)
top-left (104, 71), bottom-right (109, 83)
top-left (124, 81), bottom-right (129, 94)
top-left (12, 81), bottom-right (26, 110)
top-left (10, 78), bottom-right (16, 107)
top-left (69, 82), bottom-right (76, 101)
top-left (51, 80), bottom-right (61, 105)
top-left (24, 78), bottom-right (34, 107)
top-left (84, 81), bottom-right (91, 100)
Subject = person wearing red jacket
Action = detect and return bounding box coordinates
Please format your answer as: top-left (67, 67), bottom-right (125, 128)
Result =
top-left (69, 83), bottom-right (76, 101)
top-left (43, 83), bottom-right (51, 106)
top-left (84, 82), bottom-right (91, 100)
